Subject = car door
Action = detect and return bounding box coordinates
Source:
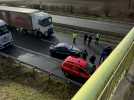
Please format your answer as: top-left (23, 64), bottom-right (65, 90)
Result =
top-left (79, 67), bottom-right (90, 80)
top-left (56, 47), bottom-right (70, 57)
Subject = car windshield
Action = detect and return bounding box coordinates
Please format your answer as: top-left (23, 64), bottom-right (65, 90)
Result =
top-left (71, 46), bottom-right (80, 51)
top-left (55, 43), bottom-right (71, 49)
top-left (39, 17), bottom-right (52, 26)
top-left (0, 25), bottom-right (9, 36)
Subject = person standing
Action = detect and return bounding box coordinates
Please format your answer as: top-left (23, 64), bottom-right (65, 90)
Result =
top-left (95, 33), bottom-right (101, 45)
top-left (99, 46), bottom-right (112, 64)
top-left (99, 50), bottom-right (107, 64)
top-left (72, 33), bottom-right (78, 44)
top-left (80, 49), bottom-right (88, 60)
top-left (84, 33), bottom-right (88, 44)
top-left (87, 55), bottom-right (96, 75)
top-left (87, 35), bottom-right (93, 47)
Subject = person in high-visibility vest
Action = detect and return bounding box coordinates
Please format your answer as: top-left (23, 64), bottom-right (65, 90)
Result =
top-left (72, 33), bottom-right (78, 44)
top-left (95, 33), bottom-right (101, 45)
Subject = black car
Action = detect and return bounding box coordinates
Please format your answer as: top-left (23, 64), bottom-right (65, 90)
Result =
top-left (49, 43), bottom-right (81, 59)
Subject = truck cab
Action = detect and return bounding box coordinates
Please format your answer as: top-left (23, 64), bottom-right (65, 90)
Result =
top-left (0, 6), bottom-right (54, 38)
top-left (32, 12), bottom-right (53, 37)
top-left (0, 19), bottom-right (13, 49)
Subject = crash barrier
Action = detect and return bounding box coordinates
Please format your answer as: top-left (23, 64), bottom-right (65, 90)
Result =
top-left (0, 51), bottom-right (82, 87)
top-left (72, 27), bottom-right (134, 100)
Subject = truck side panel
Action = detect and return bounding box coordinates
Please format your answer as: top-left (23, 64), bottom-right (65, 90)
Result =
top-left (0, 10), bottom-right (33, 30)
top-left (0, 11), bottom-right (10, 24)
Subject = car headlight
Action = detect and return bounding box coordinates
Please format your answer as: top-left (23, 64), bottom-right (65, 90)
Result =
top-left (49, 45), bottom-right (54, 49)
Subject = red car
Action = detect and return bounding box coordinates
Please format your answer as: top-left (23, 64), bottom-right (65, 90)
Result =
top-left (61, 56), bottom-right (96, 81)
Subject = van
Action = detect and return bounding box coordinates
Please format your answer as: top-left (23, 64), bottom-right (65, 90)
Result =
top-left (61, 56), bottom-right (90, 81)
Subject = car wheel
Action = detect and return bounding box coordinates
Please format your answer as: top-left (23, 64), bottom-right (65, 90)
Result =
top-left (50, 51), bottom-right (56, 56)
top-left (50, 52), bottom-right (54, 56)
top-left (63, 71), bottom-right (70, 77)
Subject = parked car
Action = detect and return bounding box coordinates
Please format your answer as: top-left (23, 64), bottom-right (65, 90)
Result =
top-left (60, 56), bottom-right (97, 81)
top-left (49, 43), bottom-right (81, 59)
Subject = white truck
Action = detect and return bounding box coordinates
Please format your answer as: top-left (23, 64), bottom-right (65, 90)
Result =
top-left (0, 19), bottom-right (13, 49)
top-left (0, 6), bottom-right (53, 37)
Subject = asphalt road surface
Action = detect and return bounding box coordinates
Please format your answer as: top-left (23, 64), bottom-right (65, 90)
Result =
top-left (12, 30), bottom-right (113, 61)
top-left (52, 15), bottom-right (132, 35)
top-left (0, 29), bottom-right (116, 84)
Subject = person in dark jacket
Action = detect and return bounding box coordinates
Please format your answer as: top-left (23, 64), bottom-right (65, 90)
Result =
top-left (80, 49), bottom-right (88, 60)
top-left (87, 55), bottom-right (96, 74)
top-left (87, 35), bottom-right (93, 47)
top-left (84, 33), bottom-right (88, 44)
top-left (99, 46), bottom-right (112, 64)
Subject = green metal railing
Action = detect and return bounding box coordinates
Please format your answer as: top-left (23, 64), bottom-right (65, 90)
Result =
top-left (72, 27), bottom-right (134, 100)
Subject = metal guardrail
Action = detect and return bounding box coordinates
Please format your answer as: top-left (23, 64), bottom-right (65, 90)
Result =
top-left (0, 51), bottom-right (82, 87)
top-left (72, 27), bottom-right (134, 100)
top-left (98, 42), bottom-right (134, 100)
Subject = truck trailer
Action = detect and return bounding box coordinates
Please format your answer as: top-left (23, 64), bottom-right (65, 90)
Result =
top-left (0, 6), bottom-right (53, 37)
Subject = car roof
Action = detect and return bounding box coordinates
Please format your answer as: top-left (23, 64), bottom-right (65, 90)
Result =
top-left (0, 19), bottom-right (6, 26)
top-left (55, 43), bottom-right (70, 48)
top-left (64, 56), bottom-right (88, 68)
top-left (55, 43), bottom-right (80, 51)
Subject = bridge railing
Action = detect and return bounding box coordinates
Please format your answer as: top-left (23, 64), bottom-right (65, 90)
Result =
top-left (72, 27), bottom-right (134, 100)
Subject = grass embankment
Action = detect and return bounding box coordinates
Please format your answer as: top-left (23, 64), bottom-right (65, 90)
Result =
top-left (0, 56), bottom-right (79, 100)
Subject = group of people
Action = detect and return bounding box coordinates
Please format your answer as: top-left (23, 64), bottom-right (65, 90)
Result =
top-left (72, 32), bottom-right (113, 70)
top-left (84, 33), bottom-right (101, 46)
top-left (75, 49), bottom-right (96, 75)
top-left (72, 32), bottom-right (101, 46)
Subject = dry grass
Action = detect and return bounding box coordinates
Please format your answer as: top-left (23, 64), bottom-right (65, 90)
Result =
top-left (0, 56), bottom-right (79, 100)
top-left (0, 80), bottom-right (56, 100)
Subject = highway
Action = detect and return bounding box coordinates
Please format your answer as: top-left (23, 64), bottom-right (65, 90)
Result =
top-left (52, 15), bottom-right (133, 35)
top-left (0, 14), bottom-right (132, 85)
top-left (0, 28), bottom-right (113, 85)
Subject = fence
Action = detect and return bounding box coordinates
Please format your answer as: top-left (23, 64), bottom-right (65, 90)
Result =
top-left (0, 51), bottom-right (82, 87)
top-left (72, 27), bottom-right (134, 100)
